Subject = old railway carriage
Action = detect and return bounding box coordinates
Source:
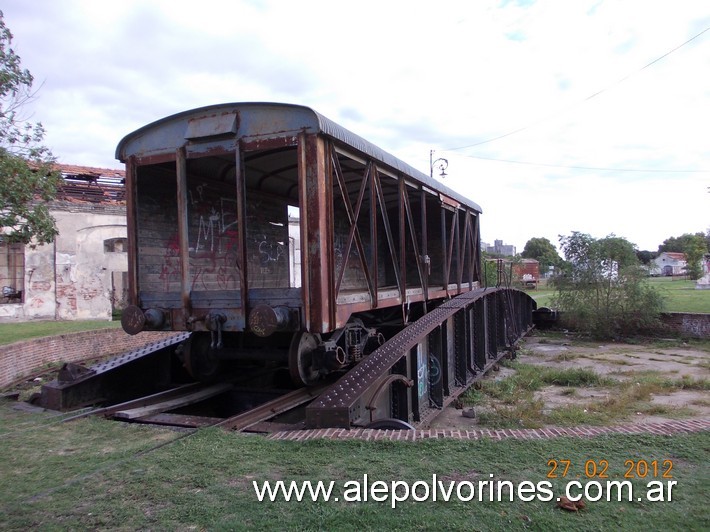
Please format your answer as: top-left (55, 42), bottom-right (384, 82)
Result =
top-left (116, 102), bottom-right (485, 388)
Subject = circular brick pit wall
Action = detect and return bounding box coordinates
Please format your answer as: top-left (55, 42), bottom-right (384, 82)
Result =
top-left (0, 329), bottom-right (180, 389)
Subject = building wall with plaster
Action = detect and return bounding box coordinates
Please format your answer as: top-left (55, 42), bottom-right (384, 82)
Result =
top-left (0, 165), bottom-right (128, 322)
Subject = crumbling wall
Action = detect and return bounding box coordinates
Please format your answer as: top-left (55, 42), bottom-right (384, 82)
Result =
top-left (0, 203), bottom-right (127, 322)
top-left (24, 244), bottom-right (57, 319)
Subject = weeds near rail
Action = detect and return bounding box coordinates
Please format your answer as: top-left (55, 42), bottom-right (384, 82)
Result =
top-left (462, 362), bottom-right (612, 428)
top-left (464, 362), bottom-right (611, 403)
top-left (552, 352), bottom-right (581, 363)
top-left (463, 361), bottom-right (708, 429)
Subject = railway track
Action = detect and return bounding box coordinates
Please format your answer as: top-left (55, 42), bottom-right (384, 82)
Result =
top-left (60, 340), bottom-right (520, 435)
top-left (59, 373), bottom-right (484, 434)
top-left (57, 381), bottom-right (328, 433)
top-left (50, 371), bottom-right (324, 431)
top-left (215, 384), bottom-right (329, 432)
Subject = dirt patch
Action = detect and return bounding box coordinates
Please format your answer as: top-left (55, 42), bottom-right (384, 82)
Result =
top-left (428, 335), bottom-right (710, 430)
top-left (522, 338), bottom-right (707, 378)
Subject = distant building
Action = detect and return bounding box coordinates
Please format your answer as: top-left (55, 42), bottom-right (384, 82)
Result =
top-left (513, 259), bottom-right (540, 286)
top-left (0, 164), bottom-right (127, 322)
top-left (650, 252), bottom-right (687, 276)
top-left (481, 239), bottom-right (516, 257)
top-left (483, 258), bottom-right (539, 288)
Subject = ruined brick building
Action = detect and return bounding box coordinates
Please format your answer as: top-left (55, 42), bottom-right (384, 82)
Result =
top-left (0, 164), bottom-right (127, 322)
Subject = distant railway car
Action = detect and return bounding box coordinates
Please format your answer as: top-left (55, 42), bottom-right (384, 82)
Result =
top-left (116, 103), bottom-right (484, 386)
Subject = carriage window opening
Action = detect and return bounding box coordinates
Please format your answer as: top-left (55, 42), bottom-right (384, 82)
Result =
top-left (0, 241), bottom-right (24, 304)
top-left (288, 206), bottom-right (301, 288)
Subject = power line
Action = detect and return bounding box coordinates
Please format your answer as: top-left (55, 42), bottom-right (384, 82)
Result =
top-left (456, 153), bottom-right (709, 173)
top-left (446, 26), bottom-right (710, 152)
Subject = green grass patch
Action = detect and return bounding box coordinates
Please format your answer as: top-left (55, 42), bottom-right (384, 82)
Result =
top-left (561, 373), bottom-right (707, 425)
top-left (596, 357), bottom-right (634, 366)
top-left (462, 363), bottom-right (618, 428)
top-left (674, 375), bottom-right (709, 391)
top-left (527, 276), bottom-right (709, 314)
top-left (546, 405), bottom-right (608, 426)
top-left (553, 352), bottom-right (582, 363)
top-left (0, 320), bottom-right (121, 346)
top-left (645, 277), bottom-right (710, 313)
top-left (475, 398), bottom-right (547, 428)
top-left (526, 282), bottom-right (555, 308)
top-left (646, 338), bottom-right (710, 350)
top-left (540, 367), bottom-right (607, 387)
top-left (1, 400), bottom-right (707, 530)
top-left (463, 362), bottom-right (612, 406)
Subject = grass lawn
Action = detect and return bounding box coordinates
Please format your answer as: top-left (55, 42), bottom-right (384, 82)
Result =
top-left (0, 319), bottom-right (121, 346)
top-left (523, 277), bottom-right (710, 314)
top-left (523, 280), bottom-right (555, 308)
top-left (646, 277), bottom-right (710, 313)
top-left (0, 401), bottom-right (707, 531)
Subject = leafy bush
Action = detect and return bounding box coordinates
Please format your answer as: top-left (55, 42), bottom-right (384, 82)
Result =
top-left (552, 232), bottom-right (665, 339)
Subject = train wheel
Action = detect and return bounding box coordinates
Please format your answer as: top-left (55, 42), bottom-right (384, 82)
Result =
top-left (289, 331), bottom-right (321, 387)
top-left (183, 332), bottom-right (223, 383)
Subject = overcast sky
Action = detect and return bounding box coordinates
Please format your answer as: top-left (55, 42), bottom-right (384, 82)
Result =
top-left (2, 0), bottom-right (708, 252)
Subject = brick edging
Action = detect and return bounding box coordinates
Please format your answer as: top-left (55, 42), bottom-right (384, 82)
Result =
top-left (659, 312), bottom-right (710, 339)
top-left (267, 418), bottom-right (710, 442)
top-left (0, 329), bottom-right (180, 389)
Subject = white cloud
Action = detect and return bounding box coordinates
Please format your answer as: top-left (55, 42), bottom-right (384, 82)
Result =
top-left (2, 0), bottom-right (708, 252)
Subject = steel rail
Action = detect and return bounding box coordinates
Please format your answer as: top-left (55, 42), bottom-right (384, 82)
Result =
top-left (60, 382), bottom-right (204, 422)
top-left (216, 383), bottom-right (329, 432)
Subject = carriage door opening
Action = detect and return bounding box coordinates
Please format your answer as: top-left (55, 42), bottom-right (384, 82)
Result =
top-left (241, 145), bottom-right (302, 336)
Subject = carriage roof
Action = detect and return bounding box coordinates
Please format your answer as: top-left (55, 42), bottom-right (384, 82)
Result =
top-left (116, 102), bottom-right (482, 213)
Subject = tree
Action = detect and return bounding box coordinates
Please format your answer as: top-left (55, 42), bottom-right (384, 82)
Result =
top-left (658, 232), bottom-right (709, 254)
top-left (0, 10), bottom-right (60, 245)
top-left (635, 250), bottom-right (656, 265)
top-left (552, 232), bottom-right (664, 339)
top-left (521, 237), bottom-right (561, 274)
top-left (682, 234), bottom-right (707, 280)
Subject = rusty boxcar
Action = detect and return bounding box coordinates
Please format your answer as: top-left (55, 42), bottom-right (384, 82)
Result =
top-left (116, 103), bottom-right (484, 382)
top-left (111, 103), bottom-right (534, 429)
